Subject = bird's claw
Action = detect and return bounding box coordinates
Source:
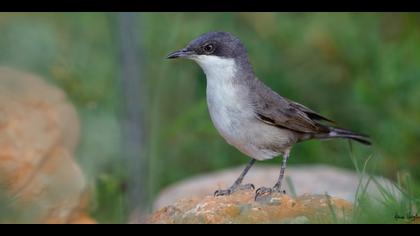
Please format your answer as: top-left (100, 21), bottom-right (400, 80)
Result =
top-left (255, 186), bottom-right (286, 201)
top-left (214, 183), bottom-right (255, 197)
top-left (214, 189), bottom-right (232, 197)
top-left (255, 187), bottom-right (273, 201)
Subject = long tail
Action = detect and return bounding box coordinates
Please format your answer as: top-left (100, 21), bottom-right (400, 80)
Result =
top-left (314, 126), bottom-right (372, 146)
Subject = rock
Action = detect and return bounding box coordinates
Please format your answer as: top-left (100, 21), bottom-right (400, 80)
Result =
top-left (154, 164), bottom-right (400, 210)
top-left (0, 67), bottom-right (95, 224)
top-left (148, 190), bottom-right (352, 224)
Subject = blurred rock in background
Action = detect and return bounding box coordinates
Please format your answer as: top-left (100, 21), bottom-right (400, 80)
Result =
top-left (154, 164), bottom-right (401, 210)
top-left (0, 67), bottom-right (95, 224)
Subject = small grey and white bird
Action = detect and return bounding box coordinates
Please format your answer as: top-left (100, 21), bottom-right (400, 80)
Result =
top-left (167, 31), bottom-right (371, 201)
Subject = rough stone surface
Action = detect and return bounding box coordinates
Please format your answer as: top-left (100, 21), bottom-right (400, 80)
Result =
top-left (149, 190), bottom-right (352, 224)
top-left (0, 67), bottom-right (95, 224)
top-left (154, 164), bottom-right (400, 210)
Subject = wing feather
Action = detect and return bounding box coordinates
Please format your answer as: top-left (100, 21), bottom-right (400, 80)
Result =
top-left (250, 79), bottom-right (331, 134)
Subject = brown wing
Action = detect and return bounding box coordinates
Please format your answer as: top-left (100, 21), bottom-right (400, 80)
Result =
top-left (286, 99), bottom-right (335, 123)
top-left (250, 79), bottom-right (332, 134)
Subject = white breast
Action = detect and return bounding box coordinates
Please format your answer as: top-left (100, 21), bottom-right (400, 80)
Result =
top-left (193, 55), bottom-right (252, 143)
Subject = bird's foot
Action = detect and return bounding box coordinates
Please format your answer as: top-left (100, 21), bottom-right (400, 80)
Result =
top-left (255, 186), bottom-right (286, 202)
top-left (214, 183), bottom-right (255, 197)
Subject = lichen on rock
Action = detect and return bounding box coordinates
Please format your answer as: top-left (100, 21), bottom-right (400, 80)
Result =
top-left (149, 189), bottom-right (352, 224)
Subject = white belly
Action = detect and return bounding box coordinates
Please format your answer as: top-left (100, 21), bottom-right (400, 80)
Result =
top-left (206, 81), bottom-right (252, 144)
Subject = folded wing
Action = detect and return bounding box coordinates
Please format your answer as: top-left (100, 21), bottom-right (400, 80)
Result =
top-left (250, 79), bottom-right (333, 134)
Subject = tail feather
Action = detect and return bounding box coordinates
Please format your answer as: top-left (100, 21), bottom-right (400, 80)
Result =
top-left (315, 126), bottom-right (372, 146)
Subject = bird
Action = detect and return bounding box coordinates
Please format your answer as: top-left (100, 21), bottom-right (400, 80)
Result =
top-left (166, 31), bottom-right (371, 201)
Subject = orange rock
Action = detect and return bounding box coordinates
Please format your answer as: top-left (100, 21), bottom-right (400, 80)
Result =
top-left (0, 67), bottom-right (93, 224)
top-left (148, 190), bottom-right (353, 224)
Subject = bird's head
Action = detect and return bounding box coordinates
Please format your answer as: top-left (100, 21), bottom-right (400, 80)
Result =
top-left (166, 31), bottom-right (251, 75)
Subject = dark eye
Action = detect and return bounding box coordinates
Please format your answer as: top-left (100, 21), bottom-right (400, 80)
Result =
top-left (203, 44), bottom-right (215, 54)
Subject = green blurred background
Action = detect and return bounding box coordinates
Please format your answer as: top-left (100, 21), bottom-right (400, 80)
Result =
top-left (0, 12), bottom-right (419, 223)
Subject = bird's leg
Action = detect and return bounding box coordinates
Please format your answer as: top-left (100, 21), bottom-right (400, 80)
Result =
top-left (273, 149), bottom-right (290, 192)
top-left (214, 159), bottom-right (256, 197)
top-left (255, 149), bottom-right (290, 201)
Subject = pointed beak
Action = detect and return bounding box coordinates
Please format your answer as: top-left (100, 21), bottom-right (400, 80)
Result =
top-left (166, 48), bottom-right (193, 59)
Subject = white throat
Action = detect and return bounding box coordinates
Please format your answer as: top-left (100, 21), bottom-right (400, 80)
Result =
top-left (192, 55), bottom-right (237, 82)
top-left (192, 55), bottom-right (241, 108)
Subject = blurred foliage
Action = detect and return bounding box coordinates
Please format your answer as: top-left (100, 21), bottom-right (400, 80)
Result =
top-left (0, 13), bottom-right (419, 223)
